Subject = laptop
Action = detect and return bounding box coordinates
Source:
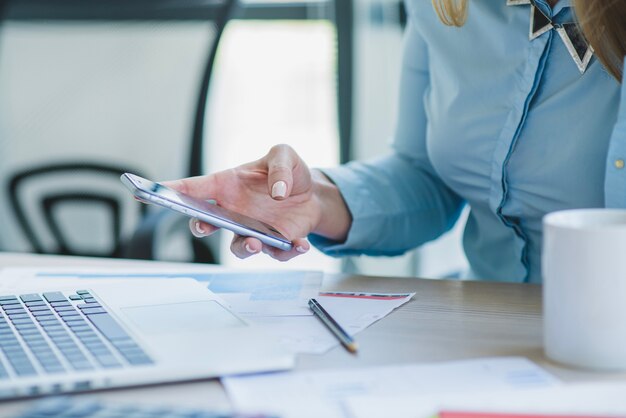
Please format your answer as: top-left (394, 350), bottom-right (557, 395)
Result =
top-left (10, 396), bottom-right (281, 418)
top-left (0, 278), bottom-right (293, 400)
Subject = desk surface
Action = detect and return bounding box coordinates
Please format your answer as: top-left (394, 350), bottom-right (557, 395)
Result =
top-left (1, 252), bottom-right (625, 414)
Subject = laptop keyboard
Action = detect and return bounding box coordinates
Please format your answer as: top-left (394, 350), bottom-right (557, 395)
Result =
top-left (12, 397), bottom-right (280, 418)
top-left (0, 290), bottom-right (153, 379)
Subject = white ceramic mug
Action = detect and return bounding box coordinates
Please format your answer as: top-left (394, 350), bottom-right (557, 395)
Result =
top-left (543, 208), bottom-right (626, 371)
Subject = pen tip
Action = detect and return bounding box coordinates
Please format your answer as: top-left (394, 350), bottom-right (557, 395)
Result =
top-left (347, 343), bottom-right (358, 354)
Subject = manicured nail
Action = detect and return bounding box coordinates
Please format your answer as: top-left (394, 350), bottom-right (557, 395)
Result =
top-left (296, 246), bottom-right (307, 253)
top-left (271, 181), bottom-right (287, 199)
top-left (194, 220), bottom-right (206, 236)
top-left (245, 244), bottom-right (257, 254)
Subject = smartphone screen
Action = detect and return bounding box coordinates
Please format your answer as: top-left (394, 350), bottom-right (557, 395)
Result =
top-left (121, 173), bottom-right (292, 251)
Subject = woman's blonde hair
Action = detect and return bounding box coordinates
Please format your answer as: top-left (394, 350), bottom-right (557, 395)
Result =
top-left (432, 0), bottom-right (468, 27)
top-left (573, 0), bottom-right (626, 82)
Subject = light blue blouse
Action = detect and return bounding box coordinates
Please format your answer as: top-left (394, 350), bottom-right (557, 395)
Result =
top-left (310, 0), bottom-right (623, 283)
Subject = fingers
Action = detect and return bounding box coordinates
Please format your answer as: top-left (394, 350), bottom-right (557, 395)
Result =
top-left (230, 236), bottom-right (309, 261)
top-left (133, 195), bottom-right (151, 205)
top-left (231, 236), bottom-right (264, 259)
top-left (189, 218), bottom-right (219, 238)
top-left (265, 145), bottom-right (296, 200)
top-left (262, 237), bottom-right (310, 261)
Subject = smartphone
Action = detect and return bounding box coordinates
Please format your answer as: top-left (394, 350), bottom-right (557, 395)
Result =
top-left (121, 173), bottom-right (293, 251)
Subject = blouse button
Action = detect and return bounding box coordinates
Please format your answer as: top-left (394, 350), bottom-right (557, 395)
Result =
top-left (615, 159), bottom-right (625, 169)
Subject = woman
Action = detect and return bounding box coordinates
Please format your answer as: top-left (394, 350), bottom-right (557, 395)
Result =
top-left (169, 0), bottom-right (622, 283)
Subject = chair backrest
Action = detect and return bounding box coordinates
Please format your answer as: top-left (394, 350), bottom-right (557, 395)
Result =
top-left (0, 0), bottom-right (236, 260)
top-left (8, 163), bottom-right (147, 257)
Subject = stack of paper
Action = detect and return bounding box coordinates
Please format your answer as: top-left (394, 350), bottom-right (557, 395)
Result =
top-left (222, 357), bottom-right (560, 418)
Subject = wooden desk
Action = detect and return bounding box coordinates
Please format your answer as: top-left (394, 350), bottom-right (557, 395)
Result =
top-left (1, 252), bottom-right (625, 415)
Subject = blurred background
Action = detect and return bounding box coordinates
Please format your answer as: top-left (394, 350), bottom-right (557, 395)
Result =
top-left (0, 0), bottom-right (468, 278)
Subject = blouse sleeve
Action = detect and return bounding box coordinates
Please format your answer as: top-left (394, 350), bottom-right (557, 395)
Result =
top-left (310, 9), bottom-right (465, 256)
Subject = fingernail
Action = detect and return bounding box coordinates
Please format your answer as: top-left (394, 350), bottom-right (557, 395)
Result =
top-left (194, 221), bottom-right (206, 236)
top-left (271, 181), bottom-right (287, 199)
top-left (296, 246), bottom-right (307, 253)
top-left (245, 244), bottom-right (257, 254)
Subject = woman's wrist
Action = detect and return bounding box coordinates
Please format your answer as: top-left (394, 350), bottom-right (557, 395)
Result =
top-left (310, 169), bottom-right (352, 243)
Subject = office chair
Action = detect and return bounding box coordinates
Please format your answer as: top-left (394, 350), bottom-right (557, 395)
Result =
top-left (1, 0), bottom-right (237, 262)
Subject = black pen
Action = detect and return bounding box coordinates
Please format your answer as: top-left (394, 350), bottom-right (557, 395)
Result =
top-left (308, 298), bottom-right (358, 354)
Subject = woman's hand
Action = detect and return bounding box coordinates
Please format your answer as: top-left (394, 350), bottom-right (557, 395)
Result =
top-left (165, 144), bottom-right (351, 261)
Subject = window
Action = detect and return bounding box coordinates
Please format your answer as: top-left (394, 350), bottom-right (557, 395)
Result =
top-left (206, 15), bottom-right (341, 272)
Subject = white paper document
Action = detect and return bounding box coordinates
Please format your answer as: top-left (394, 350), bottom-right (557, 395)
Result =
top-left (345, 382), bottom-right (626, 418)
top-left (223, 357), bottom-right (560, 418)
top-left (0, 267), bottom-right (322, 317)
top-left (251, 292), bottom-right (414, 354)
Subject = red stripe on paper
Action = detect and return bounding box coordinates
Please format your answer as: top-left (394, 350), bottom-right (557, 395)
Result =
top-left (438, 411), bottom-right (622, 418)
top-left (318, 292), bottom-right (410, 300)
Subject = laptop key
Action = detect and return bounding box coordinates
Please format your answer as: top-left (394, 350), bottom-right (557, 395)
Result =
top-left (31, 310), bottom-right (54, 317)
top-left (12, 365), bottom-right (37, 377)
top-left (19, 294), bottom-right (43, 303)
top-left (42, 323), bottom-right (64, 330)
top-left (50, 301), bottom-right (72, 308)
top-left (63, 316), bottom-right (89, 328)
top-left (55, 343), bottom-right (78, 352)
top-left (9, 327), bottom-right (31, 337)
top-left (77, 303), bottom-right (102, 310)
top-left (42, 364), bottom-right (65, 374)
top-left (11, 318), bottom-right (34, 325)
top-left (80, 331), bottom-right (105, 342)
top-left (43, 319), bottom-right (63, 326)
top-left (25, 334), bottom-right (47, 341)
top-left (124, 354), bottom-right (154, 366)
top-left (4, 307), bottom-right (27, 315)
top-left (0, 338), bottom-right (21, 348)
top-left (7, 313), bottom-right (30, 320)
top-left (87, 347), bottom-right (112, 357)
top-left (66, 322), bottom-right (89, 330)
top-left (80, 307), bottom-right (106, 315)
top-left (27, 304), bottom-right (51, 312)
top-left (86, 313), bottom-right (130, 341)
top-left (57, 310), bottom-right (81, 318)
top-left (69, 360), bottom-right (93, 371)
top-left (94, 354), bottom-right (122, 368)
top-left (64, 350), bottom-right (88, 361)
top-left (7, 355), bottom-right (37, 377)
top-left (42, 292), bottom-right (68, 303)
top-left (54, 305), bottom-right (78, 312)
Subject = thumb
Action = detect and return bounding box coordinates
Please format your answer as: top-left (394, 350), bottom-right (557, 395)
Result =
top-left (265, 145), bottom-right (296, 200)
